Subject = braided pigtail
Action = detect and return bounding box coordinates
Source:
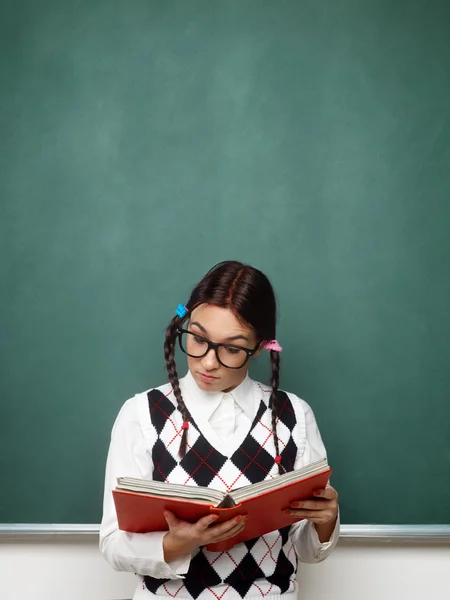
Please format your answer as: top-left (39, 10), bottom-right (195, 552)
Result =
top-left (269, 349), bottom-right (285, 475)
top-left (164, 315), bottom-right (191, 457)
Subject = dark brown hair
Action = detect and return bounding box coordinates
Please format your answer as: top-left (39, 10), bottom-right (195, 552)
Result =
top-left (164, 260), bottom-right (284, 474)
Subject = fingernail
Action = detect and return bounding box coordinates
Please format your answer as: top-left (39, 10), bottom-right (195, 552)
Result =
top-left (236, 515), bottom-right (243, 522)
top-left (291, 502), bottom-right (300, 508)
top-left (313, 491), bottom-right (321, 496)
top-left (284, 510), bottom-right (292, 516)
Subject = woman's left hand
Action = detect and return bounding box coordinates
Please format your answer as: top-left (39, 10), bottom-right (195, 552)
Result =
top-left (286, 485), bottom-right (339, 526)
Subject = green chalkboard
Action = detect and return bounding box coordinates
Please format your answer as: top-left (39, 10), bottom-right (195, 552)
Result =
top-left (1, 0), bottom-right (450, 526)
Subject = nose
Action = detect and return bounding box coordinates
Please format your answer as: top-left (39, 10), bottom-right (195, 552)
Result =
top-left (201, 347), bottom-right (220, 371)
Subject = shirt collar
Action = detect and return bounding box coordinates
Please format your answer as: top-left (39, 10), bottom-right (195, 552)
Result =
top-left (180, 369), bottom-right (256, 422)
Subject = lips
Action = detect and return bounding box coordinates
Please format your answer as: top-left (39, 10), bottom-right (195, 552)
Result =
top-left (198, 372), bottom-right (218, 383)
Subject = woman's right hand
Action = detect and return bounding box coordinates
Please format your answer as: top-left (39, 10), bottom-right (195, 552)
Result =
top-left (163, 510), bottom-right (248, 562)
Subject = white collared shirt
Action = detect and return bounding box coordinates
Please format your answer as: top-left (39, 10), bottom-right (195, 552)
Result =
top-left (181, 371), bottom-right (257, 455)
top-left (99, 372), bottom-right (340, 598)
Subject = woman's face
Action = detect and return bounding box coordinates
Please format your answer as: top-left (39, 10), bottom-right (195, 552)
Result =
top-left (185, 304), bottom-right (261, 393)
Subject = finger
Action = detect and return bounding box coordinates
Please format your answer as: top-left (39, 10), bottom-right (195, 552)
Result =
top-left (290, 499), bottom-right (330, 510)
top-left (211, 519), bottom-right (248, 543)
top-left (195, 514), bottom-right (220, 531)
top-left (208, 515), bottom-right (247, 537)
top-left (313, 487), bottom-right (337, 500)
top-left (164, 510), bottom-right (181, 529)
top-left (284, 508), bottom-right (336, 524)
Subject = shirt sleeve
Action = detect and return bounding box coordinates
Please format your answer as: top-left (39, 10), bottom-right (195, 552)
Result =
top-left (288, 397), bottom-right (340, 563)
top-left (99, 396), bottom-right (192, 578)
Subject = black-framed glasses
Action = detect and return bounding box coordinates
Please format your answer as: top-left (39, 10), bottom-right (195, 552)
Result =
top-left (177, 328), bottom-right (261, 369)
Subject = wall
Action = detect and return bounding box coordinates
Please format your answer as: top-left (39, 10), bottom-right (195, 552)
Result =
top-left (1, 536), bottom-right (449, 600)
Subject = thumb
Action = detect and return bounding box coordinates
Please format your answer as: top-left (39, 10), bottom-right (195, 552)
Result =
top-left (163, 510), bottom-right (179, 529)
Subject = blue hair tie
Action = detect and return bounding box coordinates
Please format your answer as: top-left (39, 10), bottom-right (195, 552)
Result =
top-left (176, 304), bottom-right (188, 318)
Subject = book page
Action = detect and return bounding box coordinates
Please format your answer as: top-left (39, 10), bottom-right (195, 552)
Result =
top-left (116, 477), bottom-right (225, 505)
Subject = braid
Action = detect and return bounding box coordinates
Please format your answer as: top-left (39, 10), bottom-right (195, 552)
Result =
top-left (164, 316), bottom-right (191, 457)
top-left (269, 350), bottom-right (285, 475)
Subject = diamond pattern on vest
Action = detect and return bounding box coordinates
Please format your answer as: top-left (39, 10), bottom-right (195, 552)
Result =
top-left (144, 387), bottom-right (299, 599)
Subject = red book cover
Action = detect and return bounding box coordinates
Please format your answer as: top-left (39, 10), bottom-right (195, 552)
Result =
top-left (113, 468), bottom-right (331, 552)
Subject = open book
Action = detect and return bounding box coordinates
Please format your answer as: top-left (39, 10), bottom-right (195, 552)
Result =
top-left (113, 458), bottom-right (331, 552)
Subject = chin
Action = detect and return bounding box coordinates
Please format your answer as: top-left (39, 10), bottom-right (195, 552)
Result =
top-left (194, 374), bottom-right (222, 391)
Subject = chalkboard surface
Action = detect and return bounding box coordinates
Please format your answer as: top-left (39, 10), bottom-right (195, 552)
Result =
top-left (1, 0), bottom-right (449, 525)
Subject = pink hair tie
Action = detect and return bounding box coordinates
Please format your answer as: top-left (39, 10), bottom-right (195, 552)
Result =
top-left (181, 421), bottom-right (189, 430)
top-left (264, 340), bottom-right (282, 352)
top-left (274, 455), bottom-right (282, 464)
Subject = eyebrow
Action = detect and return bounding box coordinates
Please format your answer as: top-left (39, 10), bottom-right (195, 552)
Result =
top-left (190, 321), bottom-right (249, 343)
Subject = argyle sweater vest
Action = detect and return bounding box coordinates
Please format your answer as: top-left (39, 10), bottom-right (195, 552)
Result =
top-left (143, 384), bottom-right (306, 600)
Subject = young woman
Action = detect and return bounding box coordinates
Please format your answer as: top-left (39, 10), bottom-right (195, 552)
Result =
top-left (100, 260), bottom-right (339, 600)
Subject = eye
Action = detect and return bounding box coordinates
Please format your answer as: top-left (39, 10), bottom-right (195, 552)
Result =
top-left (225, 346), bottom-right (241, 355)
top-left (193, 335), bottom-right (206, 344)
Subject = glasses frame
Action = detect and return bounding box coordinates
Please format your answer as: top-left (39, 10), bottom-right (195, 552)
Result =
top-left (177, 328), bottom-right (261, 369)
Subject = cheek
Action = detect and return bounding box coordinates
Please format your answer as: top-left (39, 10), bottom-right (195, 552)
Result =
top-left (226, 367), bottom-right (247, 386)
top-left (187, 356), bottom-right (199, 371)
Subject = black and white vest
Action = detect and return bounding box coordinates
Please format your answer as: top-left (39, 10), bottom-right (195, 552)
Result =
top-left (143, 383), bottom-right (306, 600)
